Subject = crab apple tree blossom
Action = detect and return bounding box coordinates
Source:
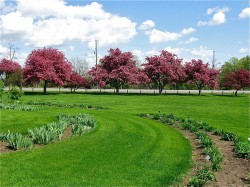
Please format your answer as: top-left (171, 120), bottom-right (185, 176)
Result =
top-left (66, 71), bottom-right (90, 92)
top-left (0, 58), bottom-right (22, 87)
top-left (89, 48), bottom-right (142, 93)
top-left (185, 59), bottom-right (220, 95)
top-left (142, 50), bottom-right (185, 94)
top-left (23, 48), bottom-right (72, 93)
top-left (221, 69), bottom-right (250, 96)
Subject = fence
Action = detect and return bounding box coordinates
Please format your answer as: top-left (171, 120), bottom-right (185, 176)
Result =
top-left (18, 88), bottom-right (250, 95)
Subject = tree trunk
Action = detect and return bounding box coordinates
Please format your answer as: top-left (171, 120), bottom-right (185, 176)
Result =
top-left (199, 89), bottom-right (201, 95)
top-left (115, 87), bottom-right (119, 94)
top-left (235, 90), bottom-right (238, 96)
top-left (43, 80), bottom-right (47, 94)
top-left (159, 87), bottom-right (163, 95)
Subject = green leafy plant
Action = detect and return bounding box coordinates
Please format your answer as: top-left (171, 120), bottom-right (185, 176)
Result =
top-left (6, 132), bottom-right (33, 150)
top-left (0, 80), bottom-right (4, 98)
top-left (28, 122), bottom-right (68, 144)
top-left (234, 141), bottom-right (250, 159)
top-left (221, 132), bottom-right (238, 142)
top-left (188, 166), bottom-right (216, 187)
top-left (8, 87), bottom-right (23, 101)
top-left (72, 124), bottom-right (92, 136)
top-left (0, 103), bottom-right (41, 111)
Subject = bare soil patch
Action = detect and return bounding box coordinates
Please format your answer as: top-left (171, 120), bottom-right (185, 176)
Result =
top-left (206, 133), bottom-right (249, 187)
top-left (175, 127), bottom-right (249, 186)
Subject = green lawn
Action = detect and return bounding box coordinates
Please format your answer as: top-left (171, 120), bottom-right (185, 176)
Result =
top-left (0, 93), bottom-right (249, 186)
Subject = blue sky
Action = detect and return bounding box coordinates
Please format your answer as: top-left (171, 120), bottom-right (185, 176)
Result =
top-left (0, 0), bottom-right (249, 68)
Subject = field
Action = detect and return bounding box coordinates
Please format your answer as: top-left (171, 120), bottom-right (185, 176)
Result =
top-left (0, 93), bottom-right (249, 186)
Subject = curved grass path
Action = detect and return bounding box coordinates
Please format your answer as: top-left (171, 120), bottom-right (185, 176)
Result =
top-left (1, 93), bottom-right (249, 186)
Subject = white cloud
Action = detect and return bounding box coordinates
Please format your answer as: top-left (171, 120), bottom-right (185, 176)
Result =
top-left (239, 48), bottom-right (248, 53)
top-left (0, 44), bottom-right (9, 59)
top-left (198, 7), bottom-right (229, 26)
top-left (0, 1), bottom-right (137, 49)
top-left (164, 47), bottom-right (182, 55)
top-left (138, 20), bottom-right (155, 30)
top-left (145, 27), bottom-right (196, 44)
top-left (180, 37), bottom-right (198, 44)
top-left (16, 52), bottom-right (29, 67)
top-left (0, 11), bottom-right (33, 35)
top-left (239, 7), bottom-right (250, 19)
top-left (180, 27), bottom-right (196, 35)
top-left (191, 46), bottom-right (213, 58)
top-left (69, 46), bottom-right (74, 51)
top-left (206, 6), bottom-right (219, 15)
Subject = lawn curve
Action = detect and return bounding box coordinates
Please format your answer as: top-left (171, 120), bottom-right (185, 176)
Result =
top-left (0, 93), bottom-right (249, 186)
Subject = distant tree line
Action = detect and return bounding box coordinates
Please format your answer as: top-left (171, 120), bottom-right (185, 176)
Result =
top-left (0, 47), bottom-right (249, 96)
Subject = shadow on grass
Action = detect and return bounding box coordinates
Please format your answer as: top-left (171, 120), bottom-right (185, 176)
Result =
top-left (24, 92), bottom-right (59, 96)
top-left (23, 91), bottom-right (248, 97)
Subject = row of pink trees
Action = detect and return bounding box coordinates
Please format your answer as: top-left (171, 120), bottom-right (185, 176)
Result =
top-left (1, 47), bottom-right (249, 95)
top-left (0, 48), bottom-right (90, 93)
top-left (89, 49), bottom-right (221, 95)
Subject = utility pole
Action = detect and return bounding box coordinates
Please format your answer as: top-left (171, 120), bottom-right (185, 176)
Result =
top-left (212, 50), bottom-right (216, 69)
top-left (95, 40), bottom-right (98, 66)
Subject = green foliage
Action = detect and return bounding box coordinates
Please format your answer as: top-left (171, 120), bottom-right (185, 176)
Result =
top-left (0, 103), bottom-right (41, 111)
top-left (188, 166), bottom-right (216, 187)
top-left (219, 55), bottom-right (250, 86)
top-left (26, 100), bottom-right (108, 110)
top-left (72, 124), bottom-right (92, 136)
top-left (5, 132), bottom-right (33, 150)
top-left (0, 131), bottom-right (10, 142)
top-left (0, 80), bottom-right (4, 98)
top-left (28, 121), bottom-right (68, 144)
top-left (8, 87), bottom-right (23, 101)
top-left (234, 141), bottom-right (250, 159)
top-left (204, 147), bottom-right (223, 171)
top-left (221, 132), bottom-right (238, 142)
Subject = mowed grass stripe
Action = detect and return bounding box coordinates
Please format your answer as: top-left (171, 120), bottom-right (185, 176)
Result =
top-left (0, 110), bottom-right (191, 186)
top-left (0, 93), bottom-right (248, 186)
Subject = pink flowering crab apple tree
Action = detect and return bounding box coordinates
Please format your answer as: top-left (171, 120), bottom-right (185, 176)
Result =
top-left (0, 58), bottom-right (22, 87)
top-left (222, 69), bottom-right (250, 96)
top-left (185, 59), bottom-right (220, 95)
top-left (0, 58), bottom-right (21, 79)
top-left (88, 48), bottom-right (142, 93)
top-left (23, 48), bottom-right (72, 93)
top-left (142, 50), bottom-right (186, 94)
top-left (66, 71), bottom-right (90, 92)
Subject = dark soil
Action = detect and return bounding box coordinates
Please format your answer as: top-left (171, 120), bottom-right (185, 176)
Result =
top-left (176, 127), bottom-right (249, 187)
top-left (206, 133), bottom-right (249, 187)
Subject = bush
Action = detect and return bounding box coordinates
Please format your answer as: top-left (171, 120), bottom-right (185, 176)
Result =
top-left (8, 87), bottom-right (23, 101)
